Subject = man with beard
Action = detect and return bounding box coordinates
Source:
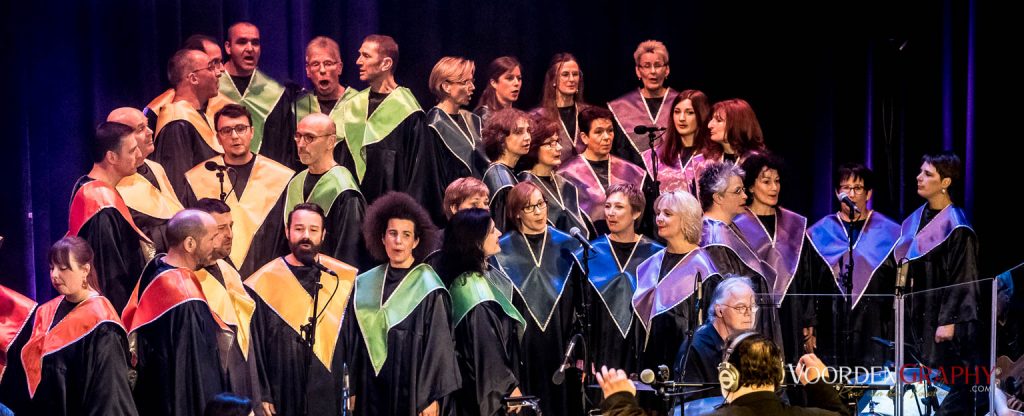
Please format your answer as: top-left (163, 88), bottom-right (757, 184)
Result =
top-left (121, 209), bottom-right (230, 416)
top-left (607, 40), bottom-right (678, 167)
top-left (285, 113), bottom-right (368, 270)
top-left (245, 203), bottom-right (358, 416)
top-left (193, 198), bottom-right (264, 415)
top-left (219, 22), bottom-right (302, 169)
top-left (151, 48), bottom-right (228, 199)
top-left (68, 121), bottom-right (152, 313)
top-left (334, 35), bottom-right (447, 224)
top-left (111, 107), bottom-right (184, 253)
top-left (294, 36), bottom-right (357, 134)
top-left (144, 34), bottom-right (231, 133)
top-left (183, 104), bottom-right (293, 277)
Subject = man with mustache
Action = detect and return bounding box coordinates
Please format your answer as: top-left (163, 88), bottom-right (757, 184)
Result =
top-left (333, 34), bottom-right (447, 225)
top-left (220, 22), bottom-right (304, 170)
top-left (151, 47), bottom-right (229, 200)
top-left (285, 113), bottom-right (369, 270)
top-left (193, 198), bottom-right (265, 415)
top-left (121, 209), bottom-right (230, 416)
top-left (183, 104), bottom-right (293, 277)
top-left (607, 40), bottom-right (678, 167)
top-left (111, 107), bottom-right (183, 253)
top-left (245, 203), bottom-right (358, 416)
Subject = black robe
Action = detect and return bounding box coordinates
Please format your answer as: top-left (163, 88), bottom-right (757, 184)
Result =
top-left (150, 103), bottom-right (222, 202)
top-left (0, 287), bottom-right (36, 415)
top-left (700, 218), bottom-right (785, 358)
top-left (482, 163), bottom-right (518, 233)
top-left (677, 323), bottom-right (725, 401)
top-left (183, 155), bottom-right (291, 278)
top-left (68, 176), bottom-right (150, 313)
top-left (245, 257), bottom-right (358, 416)
top-left (126, 256), bottom-right (228, 416)
top-left (427, 107), bottom-right (490, 184)
top-left (577, 236), bottom-right (663, 374)
top-left (806, 212), bottom-right (900, 368)
top-left (285, 167), bottom-right (370, 271)
top-left (117, 160), bottom-right (184, 254)
top-left (493, 227), bottom-right (584, 416)
top-left (450, 269), bottom-right (525, 416)
top-left (518, 171), bottom-right (594, 239)
top-left (349, 264), bottom-right (461, 415)
top-left (24, 296), bottom-right (137, 415)
top-left (894, 204), bottom-right (982, 414)
top-left (334, 87), bottom-right (448, 225)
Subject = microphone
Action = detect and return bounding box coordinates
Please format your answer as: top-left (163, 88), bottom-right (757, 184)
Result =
top-left (640, 365), bottom-right (671, 385)
top-left (204, 161), bottom-right (230, 172)
top-left (569, 227), bottom-right (593, 251)
top-left (552, 333), bottom-right (582, 385)
top-left (314, 261), bottom-right (338, 277)
top-left (633, 125), bottom-right (666, 135)
top-left (695, 271), bottom-right (704, 324)
top-left (837, 192), bottom-right (861, 214)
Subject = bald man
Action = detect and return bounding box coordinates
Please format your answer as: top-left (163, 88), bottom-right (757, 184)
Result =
top-left (151, 48), bottom-right (227, 201)
top-left (121, 209), bottom-right (230, 416)
top-left (111, 107), bottom-right (184, 253)
top-left (219, 22), bottom-right (303, 170)
top-left (284, 113), bottom-right (368, 269)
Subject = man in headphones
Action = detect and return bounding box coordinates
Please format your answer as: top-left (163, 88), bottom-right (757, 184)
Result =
top-left (596, 333), bottom-right (849, 415)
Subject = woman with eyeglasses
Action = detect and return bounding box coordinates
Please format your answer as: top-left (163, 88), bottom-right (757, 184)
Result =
top-left (632, 191), bottom-right (718, 381)
top-left (427, 57), bottom-right (490, 188)
top-left (517, 115), bottom-right (593, 238)
top-left (481, 109), bottom-right (532, 232)
top-left (439, 208), bottom-right (526, 416)
top-left (697, 161), bottom-right (784, 357)
top-left (474, 56), bottom-right (522, 123)
top-left (892, 152), bottom-right (980, 414)
top-left (530, 53), bottom-right (591, 162)
top-left (806, 163), bottom-right (900, 368)
top-left (732, 152), bottom-right (822, 363)
top-left (493, 181), bottom-right (584, 416)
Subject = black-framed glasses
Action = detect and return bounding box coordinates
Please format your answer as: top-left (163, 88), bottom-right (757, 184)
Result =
top-left (217, 125), bottom-right (251, 136)
top-left (722, 303), bottom-right (759, 315)
top-left (839, 185), bottom-right (866, 195)
top-left (294, 132), bottom-right (334, 144)
top-left (522, 200), bottom-right (547, 214)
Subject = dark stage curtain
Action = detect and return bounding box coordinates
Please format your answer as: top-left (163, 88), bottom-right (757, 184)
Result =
top-left (0, 0), bottom-right (1012, 300)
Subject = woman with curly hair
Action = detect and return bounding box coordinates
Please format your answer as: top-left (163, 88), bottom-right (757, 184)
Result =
top-left (349, 191), bottom-right (460, 416)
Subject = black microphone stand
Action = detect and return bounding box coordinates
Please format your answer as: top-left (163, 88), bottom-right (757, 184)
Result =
top-left (216, 169), bottom-right (227, 202)
top-left (675, 271), bottom-right (703, 414)
top-left (838, 213), bottom-right (856, 366)
top-left (572, 244), bottom-right (593, 411)
top-left (298, 267), bottom-right (324, 416)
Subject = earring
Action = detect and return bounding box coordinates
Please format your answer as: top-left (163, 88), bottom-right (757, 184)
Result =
top-left (941, 188), bottom-right (947, 194)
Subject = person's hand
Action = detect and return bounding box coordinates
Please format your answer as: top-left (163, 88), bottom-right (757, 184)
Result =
top-left (506, 387), bottom-right (523, 414)
top-left (802, 327), bottom-right (817, 353)
top-left (935, 324), bottom-right (955, 343)
top-left (796, 353), bottom-right (829, 385)
top-left (418, 400), bottom-right (438, 416)
top-left (595, 365), bottom-right (636, 399)
top-left (261, 402), bottom-right (275, 415)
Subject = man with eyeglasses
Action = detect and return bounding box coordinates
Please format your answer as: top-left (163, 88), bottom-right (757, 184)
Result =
top-left (111, 107), bottom-right (184, 254)
top-left (219, 22), bottom-right (303, 170)
top-left (294, 37), bottom-right (357, 132)
top-left (677, 276), bottom-right (758, 400)
top-left (334, 34), bottom-right (447, 225)
top-left (806, 163), bottom-right (900, 368)
top-left (150, 47), bottom-right (229, 201)
top-left (183, 104), bottom-right (294, 277)
top-left (144, 34), bottom-right (231, 134)
top-left (283, 113), bottom-right (369, 270)
top-left (559, 106), bottom-right (650, 234)
top-left (607, 40), bottom-right (679, 167)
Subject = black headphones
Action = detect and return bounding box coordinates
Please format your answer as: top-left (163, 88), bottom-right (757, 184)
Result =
top-left (717, 332), bottom-right (785, 393)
